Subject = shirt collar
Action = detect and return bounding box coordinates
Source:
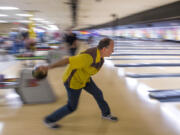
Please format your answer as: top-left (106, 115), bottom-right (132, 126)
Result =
top-left (96, 48), bottom-right (101, 63)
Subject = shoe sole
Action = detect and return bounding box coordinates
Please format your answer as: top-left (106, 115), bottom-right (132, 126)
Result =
top-left (43, 121), bottom-right (60, 129)
top-left (102, 117), bottom-right (118, 122)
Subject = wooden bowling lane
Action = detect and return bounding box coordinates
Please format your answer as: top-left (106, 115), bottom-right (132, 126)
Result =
top-left (111, 40), bottom-right (180, 134)
top-left (1, 41), bottom-right (180, 135)
top-left (109, 55), bottom-right (180, 59)
top-left (107, 59), bottom-right (180, 64)
top-left (0, 64), bottom-right (180, 135)
top-left (128, 77), bottom-right (180, 90)
top-left (114, 46), bottom-right (180, 49)
top-left (114, 44), bottom-right (180, 48)
top-left (113, 40), bottom-right (180, 57)
top-left (0, 60), bottom-right (23, 124)
top-left (114, 49), bottom-right (180, 52)
top-left (0, 61), bottom-right (22, 78)
top-left (115, 40), bottom-right (180, 46)
top-left (105, 56), bottom-right (180, 75)
top-left (120, 67), bottom-right (180, 74)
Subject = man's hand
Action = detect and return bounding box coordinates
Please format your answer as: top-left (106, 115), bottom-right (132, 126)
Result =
top-left (38, 66), bottom-right (48, 73)
top-left (32, 65), bottom-right (48, 80)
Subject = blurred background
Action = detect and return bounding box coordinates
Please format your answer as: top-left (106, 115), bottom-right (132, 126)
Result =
top-left (0, 0), bottom-right (180, 135)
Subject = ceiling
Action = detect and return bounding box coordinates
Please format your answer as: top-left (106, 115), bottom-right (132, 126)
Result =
top-left (0, 0), bottom-right (179, 30)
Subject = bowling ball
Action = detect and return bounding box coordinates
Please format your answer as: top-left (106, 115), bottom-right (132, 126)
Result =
top-left (32, 66), bottom-right (48, 80)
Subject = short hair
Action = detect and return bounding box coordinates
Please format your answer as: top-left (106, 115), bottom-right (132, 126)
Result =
top-left (97, 38), bottom-right (113, 50)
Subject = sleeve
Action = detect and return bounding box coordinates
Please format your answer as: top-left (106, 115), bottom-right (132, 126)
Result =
top-left (69, 53), bottom-right (93, 69)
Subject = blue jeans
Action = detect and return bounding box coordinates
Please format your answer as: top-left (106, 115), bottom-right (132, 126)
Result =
top-left (45, 78), bottom-right (111, 122)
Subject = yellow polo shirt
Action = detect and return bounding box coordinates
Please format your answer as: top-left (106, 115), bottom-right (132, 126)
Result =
top-left (63, 48), bottom-right (102, 89)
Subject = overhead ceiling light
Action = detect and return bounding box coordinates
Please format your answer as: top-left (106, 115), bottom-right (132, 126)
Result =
top-left (32, 18), bottom-right (44, 21)
top-left (33, 28), bottom-right (45, 33)
top-left (39, 20), bottom-right (52, 24)
top-left (0, 123), bottom-right (4, 133)
top-left (16, 14), bottom-right (33, 17)
top-left (82, 16), bottom-right (88, 18)
top-left (19, 27), bottom-right (28, 31)
top-left (48, 25), bottom-right (59, 31)
top-left (63, 2), bottom-right (72, 5)
top-left (170, 23), bottom-right (179, 26)
top-left (18, 20), bottom-right (31, 23)
top-left (35, 23), bottom-right (43, 26)
top-left (0, 6), bottom-right (19, 10)
top-left (0, 20), bottom-right (8, 23)
top-left (0, 14), bottom-right (8, 17)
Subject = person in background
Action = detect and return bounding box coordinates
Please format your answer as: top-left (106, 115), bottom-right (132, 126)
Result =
top-left (22, 32), bottom-right (36, 52)
top-left (64, 29), bottom-right (78, 56)
top-left (87, 35), bottom-right (93, 45)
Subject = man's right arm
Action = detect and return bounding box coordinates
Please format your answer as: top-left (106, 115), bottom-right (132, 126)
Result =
top-left (37, 57), bottom-right (69, 74)
top-left (48, 57), bottom-right (69, 70)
